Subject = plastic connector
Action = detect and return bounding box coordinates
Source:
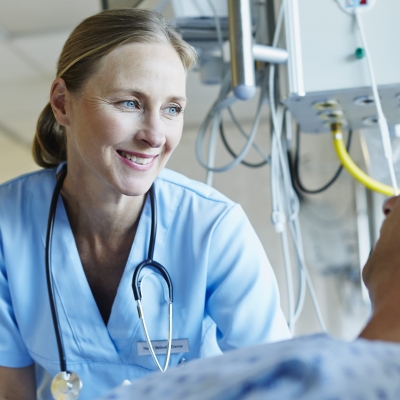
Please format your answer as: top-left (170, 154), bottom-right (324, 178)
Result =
top-left (271, 210), bottom-right (287, 233)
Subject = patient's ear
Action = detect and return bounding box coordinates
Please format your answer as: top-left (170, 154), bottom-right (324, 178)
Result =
top-left (382, 196), bottom-right (399, 216)
top-left (50, 78), bottom-right (70, 127)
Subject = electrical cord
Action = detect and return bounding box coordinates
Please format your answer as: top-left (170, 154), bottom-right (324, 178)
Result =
top-left (293, 124), bottom-right (353, 194)
top-left (354, 9), bottom-right (398, 194)
top-left (269, 1), bottom-right (327, 332)
top-left (219, 121), bottom-right (269, 168)
top-left (195, 71), bottom-right (267, 174)
top-left (270, 99), bottom-right (327, 333)
top-left (226, 105), bottom-right (270, 162)
top-left (206, 0), bottom-right (225, 61)
top-left (332, 122), bottom-right (399, 196)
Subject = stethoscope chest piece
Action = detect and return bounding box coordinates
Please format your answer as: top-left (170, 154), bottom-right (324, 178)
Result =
top-left (51, 371), bottom-right (82, 400)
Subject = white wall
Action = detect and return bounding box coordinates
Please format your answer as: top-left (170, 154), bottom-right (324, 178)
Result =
top-left (0, 132), bottom-right (38, 183)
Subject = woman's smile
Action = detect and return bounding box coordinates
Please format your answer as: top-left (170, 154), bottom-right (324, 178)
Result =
top-left (116, 150), bottom-right (158, 170)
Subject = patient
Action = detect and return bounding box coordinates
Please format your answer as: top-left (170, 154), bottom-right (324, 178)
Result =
top-left (99, 196), bottom-right (400, 400)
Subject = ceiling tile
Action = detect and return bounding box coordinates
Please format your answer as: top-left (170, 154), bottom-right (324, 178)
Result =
top-left (0, 40), bottom-right (40, 83)
top-left (12, 30), bottom-right (71, 76)
top-left (0, 0), bottom-right (101, 35)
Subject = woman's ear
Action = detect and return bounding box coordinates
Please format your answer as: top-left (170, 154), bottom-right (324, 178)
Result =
top-left (50, 78), bottom-right (70, 127)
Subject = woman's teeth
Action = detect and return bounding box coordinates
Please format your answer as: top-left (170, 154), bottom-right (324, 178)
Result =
top-left (120, 151), bottom-right (153, 165)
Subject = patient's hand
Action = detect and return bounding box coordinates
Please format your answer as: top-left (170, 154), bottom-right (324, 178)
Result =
top-left (359, 195), bottom-right (400, 342)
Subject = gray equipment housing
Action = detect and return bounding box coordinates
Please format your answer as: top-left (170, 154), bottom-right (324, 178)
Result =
top-left (282, 0), bottom-right (400, 134)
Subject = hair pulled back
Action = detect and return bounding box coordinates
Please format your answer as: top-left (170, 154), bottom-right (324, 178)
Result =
top-left (33, 9), bottom-right (197, 168)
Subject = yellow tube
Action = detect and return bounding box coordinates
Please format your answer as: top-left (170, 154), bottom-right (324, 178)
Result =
top-left (331, 122), bottom-right (399, 197)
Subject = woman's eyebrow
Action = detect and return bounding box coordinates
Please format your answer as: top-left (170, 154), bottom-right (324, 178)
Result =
top-left (112, 90), bottom-right (187, 103)
top-left (111, 89), bottom-right (145, 97)
top-left (168, 96), bottom-right (188, 104)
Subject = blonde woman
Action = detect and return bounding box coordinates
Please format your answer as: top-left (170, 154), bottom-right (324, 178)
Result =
top-left (0, 9), bottom-right (290, 400)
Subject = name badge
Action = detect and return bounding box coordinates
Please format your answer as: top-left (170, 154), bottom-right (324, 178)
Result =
top-left (137, 339), bottom-right (190, 356)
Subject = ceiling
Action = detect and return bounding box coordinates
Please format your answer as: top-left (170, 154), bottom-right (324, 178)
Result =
top-left (0, 0), bottom-right (260, 147)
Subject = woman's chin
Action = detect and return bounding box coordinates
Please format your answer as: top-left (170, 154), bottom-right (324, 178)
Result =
top-left (116, 182), bottom-right (153, 198)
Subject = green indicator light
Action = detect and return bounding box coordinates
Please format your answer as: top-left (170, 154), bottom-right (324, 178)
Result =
top-left (355, 47), bottom-right (365, 59)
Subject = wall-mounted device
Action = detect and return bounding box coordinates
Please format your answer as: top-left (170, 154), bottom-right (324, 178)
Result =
top-left (282, 0), bottom-right (400, 133)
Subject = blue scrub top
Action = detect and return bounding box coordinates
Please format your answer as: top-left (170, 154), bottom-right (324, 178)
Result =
top-left (0, 167), bottom-right (290, 400)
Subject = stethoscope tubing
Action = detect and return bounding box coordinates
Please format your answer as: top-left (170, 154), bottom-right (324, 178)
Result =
top-left (137, 300), bottom-right (172, 372)
top-left (132, 260), bottom-right (173, 303)
top-left (46, 164), bottom-right (174, 391)
top-left (45, 165), bottom-right (68, 373)
top-left (132, 185), bottom-right (174, 373)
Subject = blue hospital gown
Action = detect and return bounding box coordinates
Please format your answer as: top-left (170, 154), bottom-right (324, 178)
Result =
top-left (99, 334), bottom-right (400, 400)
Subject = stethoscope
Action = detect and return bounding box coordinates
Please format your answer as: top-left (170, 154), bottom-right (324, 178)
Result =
top-left (46, 165), bottom-right (173, 400)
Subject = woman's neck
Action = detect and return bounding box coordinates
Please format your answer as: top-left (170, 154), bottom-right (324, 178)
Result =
top-left (60, 168), bottom-right (146, 244)
top-left (58, 166), bottom-right (146, 325)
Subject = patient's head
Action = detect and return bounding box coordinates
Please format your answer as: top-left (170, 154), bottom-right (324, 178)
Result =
top-left (383, 196), bottom-right (399, 216)
top-left (362, 195), bottom-right (400, 308)
top-left (358, 194), bottom-right (400, 342)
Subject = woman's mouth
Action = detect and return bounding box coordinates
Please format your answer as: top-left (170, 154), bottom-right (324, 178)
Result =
top-left (118, 151), bottom-right (155, 165)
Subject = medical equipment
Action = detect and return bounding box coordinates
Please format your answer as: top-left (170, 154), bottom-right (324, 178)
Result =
top-left (282, 0), bottom-right (400, 133)
top-left (279, 0), bottom-right (399, 196)
top-left (331, 122), bottom-right (400, 196)
top-left (46, 165), bottom-right (173, 400)
top-left (228, 0), bottom-right (256, 100)
top-left (293, 127), bottom-right (354, 194)
top-left (191, 0), bottom-right (328, 334)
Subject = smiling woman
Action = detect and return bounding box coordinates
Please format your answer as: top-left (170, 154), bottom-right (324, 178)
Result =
top-left (0, 8), bottom-right (290, 400)
top-left (52, 41), bottom-right (187, 198)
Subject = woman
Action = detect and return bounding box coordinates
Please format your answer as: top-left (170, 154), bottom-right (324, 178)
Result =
top-left (0, 9), bottom-right (290, 400)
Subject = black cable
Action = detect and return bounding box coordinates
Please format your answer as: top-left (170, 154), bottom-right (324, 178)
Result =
top-left (101, 0), bottom-right (144, 10)
top-left (287, 147), bottom-right (304, 201)
top-left (219, 121), bottom-right (269, 168)
top-left (293, 124), bottom-right (353, 194)
top-left (101, 0), bottom-right (108, 10)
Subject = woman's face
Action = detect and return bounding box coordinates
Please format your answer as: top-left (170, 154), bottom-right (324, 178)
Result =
top-left (59, 42), bottom-right (187, 197)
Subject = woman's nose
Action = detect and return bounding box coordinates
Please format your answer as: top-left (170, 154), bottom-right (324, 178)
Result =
top-left (138, 114), bottom-right (165, 148)
top-left (383, 196), bottom-right (400, 216)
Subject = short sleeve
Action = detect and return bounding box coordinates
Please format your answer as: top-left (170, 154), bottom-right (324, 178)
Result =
top-left (205, 204), bottom-right (291, 351)
top-left (0, 231), bottom-right (34, 367)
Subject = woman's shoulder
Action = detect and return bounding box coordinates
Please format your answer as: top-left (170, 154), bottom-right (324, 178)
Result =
top-left (0, 168), bottom-right (55, 201)
top-left (157, 168), bottom-right (235, 207)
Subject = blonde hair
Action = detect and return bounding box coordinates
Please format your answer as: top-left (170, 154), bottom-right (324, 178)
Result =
top-left (32, 9), bottom-right (197, 168)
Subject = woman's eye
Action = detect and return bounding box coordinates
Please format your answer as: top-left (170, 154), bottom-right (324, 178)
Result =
top-left (120, 100), bottom-right (139, 109)
top-left (166, 105), bottom-right (182, 116)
